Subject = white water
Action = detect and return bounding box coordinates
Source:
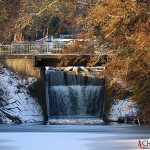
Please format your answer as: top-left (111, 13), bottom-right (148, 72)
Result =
top-left (48, 71), bottom-right (103, 86)
top-left (47, 118), bottom-right (104, 125)
top-left (46, 70), bottom-right (104, 124)
top-left (49, 86), bottom-right (103, 117)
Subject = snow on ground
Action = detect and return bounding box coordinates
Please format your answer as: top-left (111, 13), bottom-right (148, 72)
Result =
top-left (108, 98), bottom-right (138, 122)
top-left (0, 63), bottom-right (44, 124)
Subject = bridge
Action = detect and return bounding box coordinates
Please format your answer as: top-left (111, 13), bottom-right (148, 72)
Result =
top-left (0, 42), bottom-right (108, 67)
top-left (0, 41), bottom-right (66, 55)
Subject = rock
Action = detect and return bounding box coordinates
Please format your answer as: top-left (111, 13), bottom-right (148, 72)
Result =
top-left (126, 116), bottom-right (134, 123)
top-left (118, 117), bottom-right (125, 123)
top-left (0, 109), bottom-right (22, 124)
top-left (108, 99), bottom-right (138, 123)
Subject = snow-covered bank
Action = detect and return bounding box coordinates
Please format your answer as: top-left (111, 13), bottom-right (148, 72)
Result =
top-left (0, 63), bottom-right (44, 124)
top-left (108, 99), bottom-right (138, 123)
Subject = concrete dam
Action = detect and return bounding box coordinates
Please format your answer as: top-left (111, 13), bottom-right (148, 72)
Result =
top-left (45, 67), bottom-right (105, 124)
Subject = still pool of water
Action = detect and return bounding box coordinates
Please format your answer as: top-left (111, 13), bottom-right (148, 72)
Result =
top-left (0, 124), bottom-right (150, 150)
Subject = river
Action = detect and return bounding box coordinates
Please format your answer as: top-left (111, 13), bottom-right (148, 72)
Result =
top-left (0, 123), bottom-right (149, 150)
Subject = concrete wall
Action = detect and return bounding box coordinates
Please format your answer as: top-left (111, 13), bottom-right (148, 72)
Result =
top-left (0, 58), bottom-right (40, 78)
top-left (102, 79), bottom-right (113, 122)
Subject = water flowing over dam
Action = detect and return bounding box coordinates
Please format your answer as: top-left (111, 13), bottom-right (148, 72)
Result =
top-left (45, 67), bottom-right (104, 124)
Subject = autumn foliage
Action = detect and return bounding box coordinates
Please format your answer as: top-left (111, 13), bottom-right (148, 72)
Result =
top-left (60, 0), bottom-right (150, 125)
top-left (88, 0), bottom-right (150, 125)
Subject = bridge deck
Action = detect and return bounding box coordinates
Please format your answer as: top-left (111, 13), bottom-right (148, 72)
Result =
top-left (0, 54), bottom-right (107, 67)
top-left (0, 54), bottom-right (106, 59)
top-left (0, 43), bottom-right (107, 67)
top-left (0, 54), bottom-right (59, 59)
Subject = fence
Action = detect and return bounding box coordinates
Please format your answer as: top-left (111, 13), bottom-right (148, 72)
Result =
top-left (0, 42), bottom-right (109, 56)
top-left (0, 42), bottom-right (64, 55)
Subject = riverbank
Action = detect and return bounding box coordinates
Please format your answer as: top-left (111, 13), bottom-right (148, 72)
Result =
top-left (0, 62), bottom-right (44, 124)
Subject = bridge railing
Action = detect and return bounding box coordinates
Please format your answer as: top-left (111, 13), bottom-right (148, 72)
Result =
top-left (0, 42), bottom-right (109, 55)
top-left (0, 43), bottom-right (63, 55)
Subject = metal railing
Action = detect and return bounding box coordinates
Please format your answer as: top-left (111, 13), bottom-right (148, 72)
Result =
top-left (0, 42), bottom-right (109, 56)
top-left (0, 42), bottom-right (64, 55)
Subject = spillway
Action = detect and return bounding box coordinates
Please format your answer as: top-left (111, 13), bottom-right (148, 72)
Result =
top-left (45, 69), bottom-right (104, 124)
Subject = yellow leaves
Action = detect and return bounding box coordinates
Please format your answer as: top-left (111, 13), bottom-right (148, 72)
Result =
top-left (75, 16), bottom-right (84, 26)
top-left (104, 28), bottom-right (117, 39)
top-left (88, 1), bottom-right (142, 44)
top-left (15, 1), bottom-right (58, 32)
top-left (76, 0), bottom-right (150, 124)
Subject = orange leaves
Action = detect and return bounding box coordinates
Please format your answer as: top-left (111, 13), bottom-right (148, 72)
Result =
top-left (75, 16), bottom-right (84, 26)
top-left (59, 0), bottom-right (150, 124)
top-left (87, 0), bottom-right (150, 48)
